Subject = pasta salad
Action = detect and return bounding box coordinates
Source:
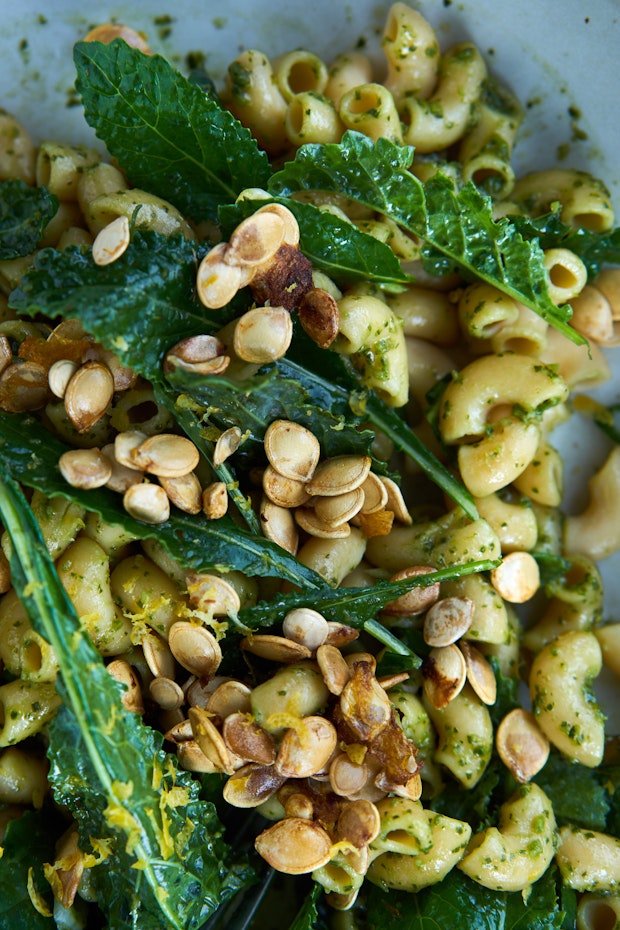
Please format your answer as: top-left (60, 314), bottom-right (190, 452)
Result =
top-left (0, 4), bottom-right (620, 929)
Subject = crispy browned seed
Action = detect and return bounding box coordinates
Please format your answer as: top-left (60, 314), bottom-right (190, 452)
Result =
top-left (202, 482), bottom-right (229, 520)
top-left (306, 455), bottom-right (372, 497)
top-left (255, 818), bottom-right (333, 874)
top-left (149, 676), bottom-right (185, 711)
top-left (64, 360), bottom-right (114, 432)
top-left (213, 426), bottom-right (242, 466)
top-left (185, 675), bottom-right (229, 709)
top-left (206, 679), bottom-right (252, 719)
top-left (233, 306), bottom-right (293, 364)
top-left (345, 652), bottom-right (377, 673)
top-left (264, 419), bottom-right (321, 482)
top-left (176, 739), bottom-right (219, 773)
top-left (496, 708), bottom-right (550, 783)
top-left (298, 287), bottom-right (341, 348)
top-left (377, 671), bottom-right (410, 690)
top-left (423, 596), bottom-right (475, 647)
top-left (196, 242), bottom-right (249, 310)
top-left (83, 22), bottom-right (152, 52)
top-left (325, 621), bottom-right (359, 648)
top-left (316, 643), bottom-right (350, 695)
top-left (254, 203), bottom-right (300, 246)
top-left (159, 472), bottom-right (203, 514)
top-left (490, 551), bottom-right (540, 603)
top-left (100, 443), bottom-right (144, 493)
top-left (260, 496), bottom-right (299, 554)
top-left (376, 771), bottom-right (422, 801)
top-left (92, 214), bottom-right (131, 266)
top-left (164, 717), bottom-right (194, 744)
top-left (329, 752), bottom-right (368, 797)
top-left (282, 607), bottom-right (329, 651)
top-left (225, 212), bottom-right (286, 267)
top-left (186, 573), bottom-right (241, 616)
top-left (275, 715), bottom-right (338, 778)
top-left (0, 360), bottom-right (49, 412)
top-left (163, 334), bottom-right (230, 376)
top-left (241, 634), bottom-right (312, 663)
top-left (123, 482), bottom-right (170, 524)
top-left (188, 705), bottom-right (237, 775)
top-left (130, 433), bottom-right (200, 478)
top-left (283, 792), bottom-right (315, 820)
top-left (341, 664), bottom-right (392, 741)
top-left (48, 358), bottom-right (78, 398)
top-left (59, 447), bottom-right (113, 489)
top-left (380, 476), bottom-right (412, 524)
top-left (295, 506), bottom-right (352, 539)
top-left (142, 630), bottom-right (176, 679)
top-left (223, 762), bottom-right (286, 808)
top-left (422, 644), bottom-right (467, 709)
top-left (114, 429), bottom-right (147, 469)
top-left (262, 464), bottom-right (310, 508)
top-left (359, 471), bottom-right (389, 514)
top-left (460, 640), bottom-right (497, 705)
top-left (336, 799), bottom-right (381, 848)
top-left (223, 712), bottom-right (277, 765)
top-left (168, 621), bottom-right (223, 677)
top-left (106, 659), bottom-right (144, 714)
top-left (249, 243), bottom-right (314, 311)
top-left (382, 565), bottom-right (441, 617)
top-left (82, 345), bottom-right (137, 392)
top-left (314, 487), bottom-right (365, 527)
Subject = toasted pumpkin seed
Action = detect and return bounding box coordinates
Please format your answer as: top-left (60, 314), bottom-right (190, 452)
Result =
top-left (206, 680), bottom-right (252, 720)
top-left (260, 497), bottom-right (299, 554)
top-left (48, 358), bottom-right (78, 398)
top-left (0, 360), bottom-right (49, 411)
top-left (241, 634), bottom-right (311, 663)
top-left (359, 471), bottom-right (389, 514)
top-left (314, 487), bottom-right (365, 527)
top-left (382, 565), bottom-right (441, 617)
top-left (422, 644), bottom-right (467, 709)
top-left (460, 640), bottom-right (497, 705)
top-left (202, 481), bottom-right (229, 520)
top-left (186, 573), bottom-right (241, 616)
top-left (490, 551), bottom-right (540, 603)
top-left (262, 464), bottom-right (310, 508)
top-left (163, 334), bottom-right (230, 376)
top-left (329, 752), bottom-right (368, 798)
top-left (106, 659), bottom-right (144, 714)
top-left (196, 242), bottom-right (248, 309)
top-left (275, 715), bottom-right (338, 778)
top-left (149, 676), bottom-right (185, 711)
top-left (64, 360), bottom-right (114, 433)
top-left (223, 712), bottom-right (276, 765)
top-left (176, 739), bottom-right (218, 774)
top-left (225, 211), bottom-right (285, 267)
top-left (254, 203), bottom-right (300, 246)
top-left (264, 419), bottom-right (320, 482)
top-left (168, 621), bottom-right (223, 677)
top-left (283, 607), bottom-right (329, 651)
top-left (337, 799), bottom-right (381, 848)
top-left (130, 433), bottom-right (200, 478)
top-left (298, 287), bottom-right (340, 348)
top-left (496, 708), bottom-right (550, 783)
top-left (255, 818), bottom-right (333, 874)
top-left (92, 214), bottom-right (130, 266)
top-left (158, 472), bottom-right (202, 514)
top-left (306, 455), bottom-right (372, 497)
top-left (325, 622), bottom-right (359, 648)
top-left (59, 447), bottom-right (112, 489)
top-left (188, 705), bottom-right (236, 775)
top-left (101, 443), bottom-right (144, 493)
top-left (295, 506), bottom-right (351, 539)
top-left (283, 792), bottom-right (315, 820)
top-left (223, 762), bottom-right (286, 808)
top-left (380, 476), bottom-right (412, 524)
top-left (142, 630), bottom-right (176, 679)
top-left (114, 429), bottom-right (147, 469)
top-left (123, 482), bottom-right (170, 524)
top-left (213, 426), bottom-right (242, 466)
top-left (424, 596), bottom-right (474, 647)
top-left (316, 643), bottom-right (350, 695)
top-left (233, 306), bottom-right (293, 364)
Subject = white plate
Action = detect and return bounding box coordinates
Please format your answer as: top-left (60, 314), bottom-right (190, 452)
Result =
top-left (2, 1), bottom-right (620, 693)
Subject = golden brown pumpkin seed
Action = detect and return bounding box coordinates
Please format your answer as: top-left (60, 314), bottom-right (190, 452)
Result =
top-left (83, 22), bottom-right (152, 51)
top-left (376, 671), bottom-right (410, 690)
top-left (164, 718), bottom-right (194, 744)
top-left (48, 358), bottom-right (78, 398)
top-left (254, 203), bottom-right (300, 246)
top-left (206, 680), bottom-right (252, 720)
top-left (376, 771), bottom-right (422, 801)
top-left (496, 708), bottom-right (550, 783)
top-left (314, 487), bottom-right (365, 527)
top-left (92, 214), bottom-right (130, 265)
top-left (422, 644), bottom-right (467, 709)
top-left (282, 607), bottom-right (329, 651)
top-left (106, 659), bottom-right (144, 714)
top-left (340, 661), bottom-right (392, 741)
top-left (64, 360), bottom-right (114, 432)
top-left (123, 482), bottom-right (170, 524)
top-left (149, 676), bottom-right (185, 711)
top-left (262, 464), bottom-right (310, 508)
top-left (329, 752), bottom-right (368, 797)
top-left (275, 716), bottom-right (338, 778)
top-left (114, 429), bottom-right (147, 469)
top-left (223, 762), bottom-right (286, 808)
top-left (0, 360), bottom-right (49, 411)
top-left (359, 472), bottom-right (389, 514)
top-left (186, 573), bottom-right (241, 616)
top-left (306, 455), bottom-right (372, 497)
top-left (82, 345), bottom-right (137, 392)
top-left (168, 621), bottom-right (223, 677)
top-left (380, 476), bottom-right (412, 524)
top-left (59, 447), bottom-right (112, 489)
top-left (130, 433), bottom-right (200, 478)
top-left (424, 596), bottom-right (475, 647)
top-left (202, 482), bottom-right (229, 520)
top-left (196, 242), bottom-right (248, 310)
top-left (188, 705), bottom-right (236, 775)
top-left (241, 634), bottom-right (311, 663)
top-left (264, 419), bottom-right (321, 482)
top-left (101, 443), bottom-right (144, 493)
top-left (382, 566), bottom-right (441, 617)
top-left (336, 799), bottom-right (381, 848)
top-left (141, 630), bottom-right (176, 679)
top-left (176, 739), bottom-right (218, 773)
top-left (325, 622), bottom-right (359, 648)
top-left (283, 792), bottom-right (315, 820)
top-left (185, 675), bottom-right (231, 710)
top-left (255, 818), bottom-right (333, 875)
top-left (460, 640), bottom-right (497, 705)
top-left (260, 497), bottom-right (299, 554)
top-left (490, 551), bottom-right (540, 603)
top-left (225, 212), bottom-right (285, 267)
top-left (163, 334), bottom-right (230, 376)
top-left (295, 506), bottom-right (351, 539)
top-left (316, 643), bottom-right (350, 695)
top-left (223, 712), bottom-right (277, 765)
top-left (213, 426), bottom-right (243, 466)
top-left (298, 287), bottom-right (340, 348)
top-left (233, 306), bottom-right (293, 364)
top-left (158, 472), bottom-right (202, 514)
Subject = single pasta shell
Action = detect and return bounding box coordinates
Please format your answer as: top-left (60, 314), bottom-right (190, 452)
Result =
top-left (264, 419), bottom-right (321, 482)
top-left (305, 455), bottom-right (372, 497)
top-left (255, 818), bottom-right (333, 874)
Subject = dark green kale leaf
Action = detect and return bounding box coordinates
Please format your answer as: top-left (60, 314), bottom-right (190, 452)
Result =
top-left (9, 232), bottom-right (208, 381)
top-left (0, 474), bottom-right (254, 930)
top-left (0, 180), bottom-right (58, 260)
top-left (511, 209), bottom-right (620, 278)
top-left (0, 411), bottom-right (324, 589)
top-left (534, 752), bottom-right (611, 831)
top-left (73, 40), bottom-right (270, 221)
top-left (219, 197), bottom-right (411, 290)
top-left (270, 132), bottom-right (583, 344)
top-left (0, 810), bottom-right (56, 929)
top-left (289, 883), bottom-right (324, 930)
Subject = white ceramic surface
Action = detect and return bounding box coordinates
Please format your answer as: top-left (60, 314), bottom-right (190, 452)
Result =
top-left (2, 0), bottom-right (620, 671)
